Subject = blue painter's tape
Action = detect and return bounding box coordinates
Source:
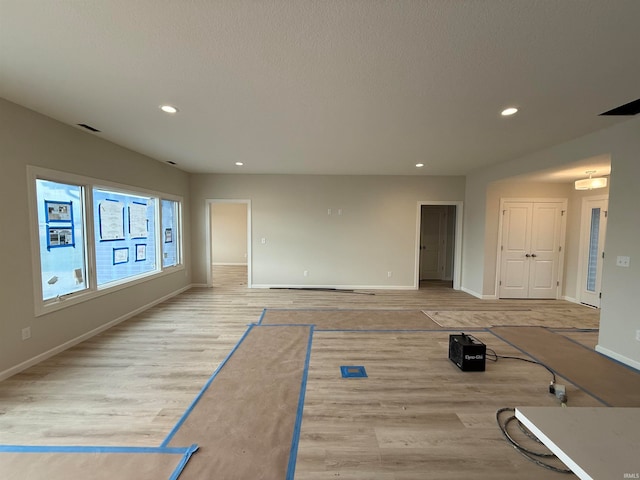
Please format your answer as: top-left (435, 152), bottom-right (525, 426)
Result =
top-left (161, 324), bottom-right (255, 447)
top-left (169, 444), bottom-right (199, 480)
top-left (487, 329), bottom-right (611, 407)
top-left (549, 327), bottom-right (599, 332)
top-left (316, 328), bottom-right (487, 333)
top-left (340, 365), bottom-right (368, 378)
top-left (0, 445), bottom-right (193, 454)
top-left (258, 323), bottom-right (316, 327)
top-left (285, 325), bottom-right (314, 480)
top-left (257, 308), bottom-right (267, 325)
top-left (265, 308), bottom-right (429, 312)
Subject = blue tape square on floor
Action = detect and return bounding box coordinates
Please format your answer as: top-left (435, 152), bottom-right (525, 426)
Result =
top-left (340, 365), bottom-right (367, 378)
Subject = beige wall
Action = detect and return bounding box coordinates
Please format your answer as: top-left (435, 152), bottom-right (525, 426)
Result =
top-left (190, 174), bottom-right (465, 288)
top-left (463, 115), bottom-right (640, 369)
top-left (211, 203), bottom-right (248, 264)
top-left (0, 98), bottom-right (191, 377)
top-left (444, 205), bottom-right (456, 280)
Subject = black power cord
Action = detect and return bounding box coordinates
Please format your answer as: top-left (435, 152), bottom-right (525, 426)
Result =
top-left (496, 408), bottom-right (572, 474)
top-left (485, 348), bottom-right (557, 384)
top-left (487, 347), bottom-right (571, 473)
top-left (486, 347), bottom-right (566, 400)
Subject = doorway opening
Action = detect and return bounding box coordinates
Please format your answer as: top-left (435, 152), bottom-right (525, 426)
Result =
top-left (415, 202), bottom-right (463, 290)
top-left (206, 199), bottom-right (251, 288)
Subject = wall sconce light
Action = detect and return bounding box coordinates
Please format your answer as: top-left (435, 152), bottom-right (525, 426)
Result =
top-left (575, 170), bottom-right (608, 190)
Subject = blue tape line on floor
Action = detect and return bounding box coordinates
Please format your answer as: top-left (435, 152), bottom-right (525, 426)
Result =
top-left (257, 308), bottom-right (267, 325)
top-left (265, 308), bottom-right (428, 312)
top-left (258, 323), bottom-right (318, 327)
top-left (548, 328), bottom-right (599, 332)
top-left (0, 445), bottom-right (195, 454)
top-left (161, 324), bottom-right (255, 447)
top-left (286, 325), bottom-right (314, 480)
top-left (316, 328), bottom-right (488, 333)
top-left (169, 444), bottom-right (199, 480)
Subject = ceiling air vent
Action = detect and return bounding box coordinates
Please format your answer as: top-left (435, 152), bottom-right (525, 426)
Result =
top-left (77, 123), bottom-right (101, 132)
top-left (599, 98), bottom-right (640, 116)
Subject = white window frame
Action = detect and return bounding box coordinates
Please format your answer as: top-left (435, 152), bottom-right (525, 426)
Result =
top-left (27, 166), bottom-right (184, 316)
top-left (161, 198), bottom-right (182, 268)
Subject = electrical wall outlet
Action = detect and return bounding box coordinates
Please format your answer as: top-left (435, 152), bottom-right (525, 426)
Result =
top-left (21, 327), bottom-right (31, 340)
top-left (636, 330), bottom-right (640, 342)
top-left (616, 256), bottom-right (630, 267)
top-left (303, 270), bottom-right (308, 277)
top-left (387, 271), bottom-right (392, 278)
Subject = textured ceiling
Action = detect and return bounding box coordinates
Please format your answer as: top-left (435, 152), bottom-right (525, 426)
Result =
top-left (1, 1), bottom-right (639, 177)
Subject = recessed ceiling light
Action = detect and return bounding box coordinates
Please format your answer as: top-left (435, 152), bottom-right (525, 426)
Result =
top-left (235, 162), bottom-right (244, 166)
top-left (501, 107), bottom-right (518, 116)
top-left (160, 105), bottom-right (178, 114)
top-left (416, 163), bottom-right (424, 168)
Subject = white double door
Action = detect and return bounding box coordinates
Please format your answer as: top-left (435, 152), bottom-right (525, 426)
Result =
top-left (499, 200), bottom-right (566, 299)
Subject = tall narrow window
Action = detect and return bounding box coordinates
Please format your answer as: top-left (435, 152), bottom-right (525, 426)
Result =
top-left (35, 179), bottom-right (88, 300)
top-left (93, 188), bottom-right (157, 286)
top-left (161, 199), bottom-right (180, 268)
top-left (586, 208), bottom-right (601, 292)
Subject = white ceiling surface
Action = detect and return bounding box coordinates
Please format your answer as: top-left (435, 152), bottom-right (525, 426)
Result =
top-left (1, 1), bottom-right (639, 178)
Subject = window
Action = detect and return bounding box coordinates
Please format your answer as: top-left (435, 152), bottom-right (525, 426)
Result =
top-left (93, 188), bottom-right (157, 286)
top-left (29, 167), bottom-right (183, 315)
top-left (162, 199), bottom-right (180, 268)
top-left (35, 179), bottom-right (88, 300)
top-left (586, 207), bottom-right (601, 292)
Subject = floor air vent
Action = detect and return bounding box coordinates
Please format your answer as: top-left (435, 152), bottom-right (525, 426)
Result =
top-left (77, 123), bottom-right (101, 132)
top-left (340, 366), bottom-right (367, 378)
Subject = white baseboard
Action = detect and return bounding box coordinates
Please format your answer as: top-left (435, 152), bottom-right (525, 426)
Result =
top-left (460, 286), bottom-right (483, 299)
top-left (190, 283), bottom-right (210, 288)
top-left (563, 296), bottom-right (579, 304)
top-left (0, 284), bottom-right (193, 382)
top-left (595, 345), bottom-right (640, 372)
top-left (251, 284), bottom-right (416, 291)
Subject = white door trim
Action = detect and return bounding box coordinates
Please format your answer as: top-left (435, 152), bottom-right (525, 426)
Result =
top-left (414, 201), bottom-right (463, 290)
top-left (576, 194), bottom-right (608, 307)
top-left (205, 199), bottom-right (252, 288)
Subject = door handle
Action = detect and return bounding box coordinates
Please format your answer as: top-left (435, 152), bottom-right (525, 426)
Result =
top-left (531, 253), bottom-right (537, 258)
top-left (525, 254), bottom-right (531, 258)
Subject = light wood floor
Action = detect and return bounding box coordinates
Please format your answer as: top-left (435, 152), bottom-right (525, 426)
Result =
top-left (0, 266), bottom-right (604, 478)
